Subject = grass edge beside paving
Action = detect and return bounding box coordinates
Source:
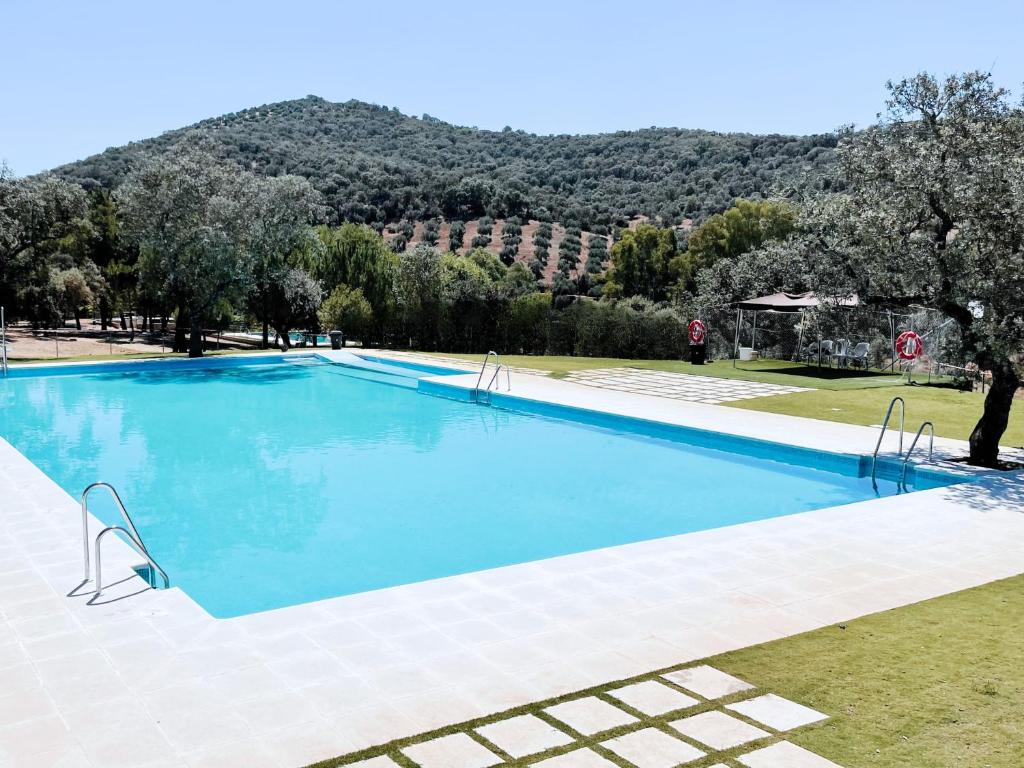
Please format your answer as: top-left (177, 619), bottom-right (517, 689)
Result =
top-left (308, 574), bottom-right (1024, 768)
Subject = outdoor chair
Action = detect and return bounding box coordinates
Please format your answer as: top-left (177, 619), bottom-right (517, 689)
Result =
top-left (832, 339), bottom-right (850, 368)
top-left (813, 340), bottom-right (834, 366)
top-left (848, 341), bottom-right (870, 368)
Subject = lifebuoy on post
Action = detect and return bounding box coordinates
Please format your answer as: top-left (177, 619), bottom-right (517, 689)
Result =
top-left (688, 319), bottom-right (707, 345)
top-left (895, 330), bottom-right (923, 361)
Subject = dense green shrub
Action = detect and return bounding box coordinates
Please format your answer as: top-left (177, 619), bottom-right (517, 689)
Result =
top-left (447, 220), bottom-right (466, 252)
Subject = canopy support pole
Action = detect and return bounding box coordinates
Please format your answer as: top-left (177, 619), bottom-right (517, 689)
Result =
top-left (795, 309), bottom-right (805, 363)
top-left (732, 308), bottom-right (742, 368)
top-left (751, 311), bottom-right (758, 355)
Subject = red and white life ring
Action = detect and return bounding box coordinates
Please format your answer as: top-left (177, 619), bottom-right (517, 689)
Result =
top-left (688, 319), bottom-right (707, 345)
top-left (895, 330), bottom-right (923, 361)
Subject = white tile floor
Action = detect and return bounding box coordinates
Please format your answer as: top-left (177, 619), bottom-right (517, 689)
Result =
top-left (1, 362), bottom-right (1023, 767)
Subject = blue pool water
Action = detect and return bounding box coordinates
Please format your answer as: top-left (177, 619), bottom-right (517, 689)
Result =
top-left (0, 356), bottom-right (958, 618)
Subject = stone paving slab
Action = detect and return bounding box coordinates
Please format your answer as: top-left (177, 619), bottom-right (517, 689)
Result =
top-left (401, 733), bottom-right (503, 768)
top-left (606, 680), bottom-right (699, 716)
top-left (738, 740), bottom-right (846, 767)
top-left (533, 748), bottom-right (621, 768)
top-left (601, 727), bottom-right (706, 768)
top-left (669, 711), bottom-right (770, 750)
top-left (727, 694), bottom-right (828, 731)
top-left (543, 697), bottom-right (639, 735)
top-left (662, 666), bottom-right (754, 699)
top-left (475, 714), bottom-right (574, 758)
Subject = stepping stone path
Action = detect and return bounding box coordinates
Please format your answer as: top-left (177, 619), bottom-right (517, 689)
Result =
top-left (564, 368), bottom-right (812, 404)
top-left (339, 665), bottom-right (846, 768)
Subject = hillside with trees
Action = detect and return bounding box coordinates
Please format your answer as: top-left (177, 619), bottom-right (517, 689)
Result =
top-left (50, 97), bottom-right (840, 229)
top-left (6, 73), bottom-right (1023, 466)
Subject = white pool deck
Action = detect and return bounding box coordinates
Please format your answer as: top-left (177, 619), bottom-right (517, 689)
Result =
top-left (2, 353), bottom-right (1023, 768)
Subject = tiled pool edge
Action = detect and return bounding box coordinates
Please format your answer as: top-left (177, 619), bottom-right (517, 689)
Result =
top-left (2, 357), bottom-right (1024, 767)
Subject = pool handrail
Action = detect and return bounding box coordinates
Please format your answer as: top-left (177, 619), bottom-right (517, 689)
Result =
top-left (474, 351), bottom-right (500, 398)
top-left (80, 482), bottom-right (149, 583)
top-left (871, 396), bottom-right (905, 489)
top-left (92, 524), bottom-right (169, 597)
top-left (484, 362), bottom-right (511, 394)
top-left (899, 421), bottom-right (935, 491)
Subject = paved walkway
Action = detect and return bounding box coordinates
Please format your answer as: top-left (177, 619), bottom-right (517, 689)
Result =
top-left (564, 368), bottom-right (811, 404)
top-left (1, 365), bottom-right (1022, 767)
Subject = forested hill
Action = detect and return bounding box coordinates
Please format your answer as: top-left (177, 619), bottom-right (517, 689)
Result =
top-left (51, 96), bottom-right (840, 229)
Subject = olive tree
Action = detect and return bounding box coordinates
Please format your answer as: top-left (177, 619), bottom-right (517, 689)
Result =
top-left (116, 145), bottom-right (253, 357)
top-left (795, 72), bottom-right (1024, 466)
top-left (0, 165), bottom-right (88, 317)
top-left (241, 174), bottom-right (325, 347)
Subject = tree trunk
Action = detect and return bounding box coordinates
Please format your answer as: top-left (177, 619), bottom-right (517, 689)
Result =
top-left (968, 358), bottom-right (1020, 467)
top-left (188, 313), bottom-right (204, 358)
top-left (262, 319), bottom-right (269, 350)
top-left (73, 308), bottom-right (81, 331)
top-left (172, 308), bottom-right (189, 353)
top-left (273, 323), bottom-right (291, 350)
top-left (99, 296), bottom-right (110, 331)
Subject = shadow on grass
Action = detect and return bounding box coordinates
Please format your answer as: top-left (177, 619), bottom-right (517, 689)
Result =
top-left (731, 363), bottom-right (901, 382)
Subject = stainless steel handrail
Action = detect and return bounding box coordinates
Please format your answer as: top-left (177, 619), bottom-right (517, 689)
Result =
top-left (871, 396), bottom-right (905, 489)
top-left (474, 350), bottom-right (499, 395)
top-left (485, 362), bottom-right (511, 393)
top-left (80, 482), bottom-right (146, 582)
top-left (899, 421), bottom-right (935, 490)
top-left (93, 525), bottom-right (169, 597)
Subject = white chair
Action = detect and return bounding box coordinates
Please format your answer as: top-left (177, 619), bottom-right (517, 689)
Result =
top-left (848, 342), bottom-right (870, 368)
top-left (832, 338), bottom-right (850, 368)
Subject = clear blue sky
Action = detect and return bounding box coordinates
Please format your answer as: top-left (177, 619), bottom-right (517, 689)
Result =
top-left (4, 0), bottom-right (1024, 175)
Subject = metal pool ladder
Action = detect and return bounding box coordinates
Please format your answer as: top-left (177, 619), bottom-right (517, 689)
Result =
top-left (870, 396), bottom-right (905, 489)
top-left (473, 350), bottom-right (511, 404)
top-left (80, 482), bottom-right (169, 597)
top-left (899, 421), bottom-right (934, 491)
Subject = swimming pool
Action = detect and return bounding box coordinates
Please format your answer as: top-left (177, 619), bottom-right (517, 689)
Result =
top-left (0, 356), bottom-right (961, 618)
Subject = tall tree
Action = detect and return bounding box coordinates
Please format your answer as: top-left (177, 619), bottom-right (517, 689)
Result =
top-left (0, 165), bottom-right (88, 317)
top-left (794, 72), bottom-right (1024, 466)
top-left (679, 198), bottom-right (796, 292)
top-left (317, 223), bottom-right (397, 343)
top-left (241, 174), bottom-right (324, 348)
top-left (116, 145), bottom-right (253, 357)
top-left (604, 224), bottom-right (678, 301)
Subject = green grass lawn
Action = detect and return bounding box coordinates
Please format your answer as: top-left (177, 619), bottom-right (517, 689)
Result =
top-left (728, 385), bottom-right (1024, 446)
top-left (714, 574), bottom-right (1024, 768)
